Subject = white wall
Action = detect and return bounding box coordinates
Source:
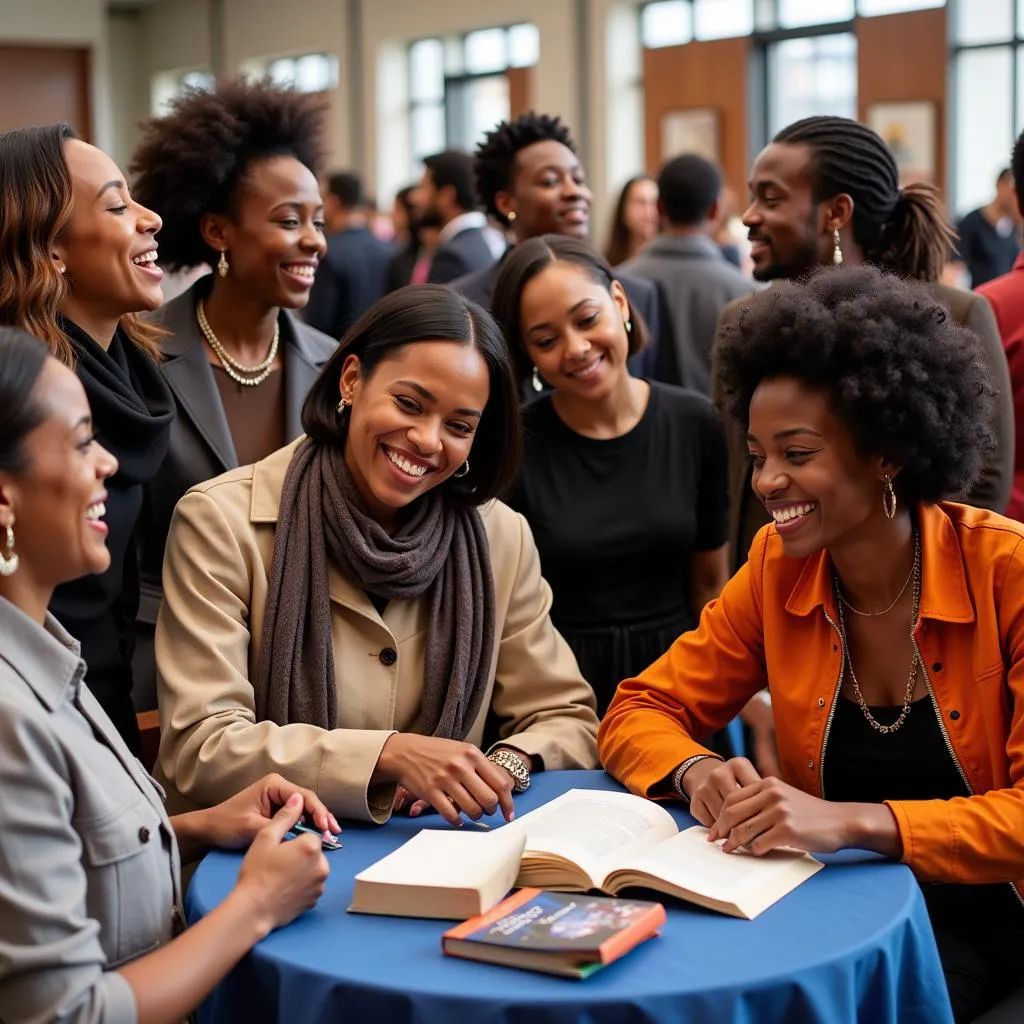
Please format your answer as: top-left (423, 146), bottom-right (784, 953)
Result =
top-left (107, 10), bottom-right (150, 168)
top-left (0, 0), bottom-right (112, 151)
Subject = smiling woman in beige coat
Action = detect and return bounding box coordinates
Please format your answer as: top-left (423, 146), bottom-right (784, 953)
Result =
top-left (155, 284), bottom-right (599, 827)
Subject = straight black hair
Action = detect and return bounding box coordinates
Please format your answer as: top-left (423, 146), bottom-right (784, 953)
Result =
top-left (0, 326), bottom-right (50, 474)
top-left (302, 285), bottom-right (521, 505)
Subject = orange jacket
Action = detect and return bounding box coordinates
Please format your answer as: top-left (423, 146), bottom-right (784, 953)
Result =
top-left (599, 502), bottom-right (1024, 889)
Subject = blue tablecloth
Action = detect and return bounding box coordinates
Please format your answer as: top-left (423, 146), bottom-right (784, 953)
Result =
top-left (188, 770), bottom-right (953, 1024)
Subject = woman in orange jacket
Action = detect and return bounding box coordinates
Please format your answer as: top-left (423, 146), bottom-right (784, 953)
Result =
top-left (598, 265), bottom-right (1024, 1023)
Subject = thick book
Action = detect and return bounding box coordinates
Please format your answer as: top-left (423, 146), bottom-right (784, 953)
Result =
top-left (442, 888), bottom-right (666, 978)
top-left (499, 789), bottom-right (823, 920)
top-left (348, 828), bottom-right (526, 920)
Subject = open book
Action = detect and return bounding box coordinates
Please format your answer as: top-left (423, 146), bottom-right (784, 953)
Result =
top-left (500, 789), bottom-right (823, 920)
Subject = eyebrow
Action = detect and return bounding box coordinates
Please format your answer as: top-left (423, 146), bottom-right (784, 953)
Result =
top-left (74, 414), bottom-right (93, 430)
top-left (395, 380), bottom-right (482, 418)
top-left (96, 180), bottom-right (124, 199)
top-left (746, 427), bottom-right (823, 442)
top-left (527, 298), bottom-right (592, 334)
top-left (271, 200), bottom-right (323, 213)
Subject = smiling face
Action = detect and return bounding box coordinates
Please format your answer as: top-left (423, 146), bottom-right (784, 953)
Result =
top-left (746, 376), bottom-right (892, 560)
top-left (0, 358), bottom-right (118, 590)
top-left (518, 261), bottom-right (631, 400)
top-left (502, 140), bottom-right (592, 242)
top-left (202, 154), bottom-right (327, 309)
top-left (56, 138), bottom-right (165, 324)
top-left (743, 142), bottom-right (832, 282)
top-left (339, 340), bottom-right (490, 528)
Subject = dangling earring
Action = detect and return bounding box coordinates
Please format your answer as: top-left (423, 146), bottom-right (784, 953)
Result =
top-left (0, 525), bottom-right (19, 576)
top-left (832, 229), bottom-right (843, 266)
top-left (453, 460), bottom-right (470, 478)
top-left (217, 251), bottom-right (229, 278)
top-left (624, 319), bottom-right (632, 334)
top-left (336, 396), bottom-right (350, 416)
top-left (882, 474), bottom-right (897, 519)
top-left (531, 366), bottom-right (543, 393)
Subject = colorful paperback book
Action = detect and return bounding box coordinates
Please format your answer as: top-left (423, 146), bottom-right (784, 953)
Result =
top-left (442, 888), bottom-right (666, 978)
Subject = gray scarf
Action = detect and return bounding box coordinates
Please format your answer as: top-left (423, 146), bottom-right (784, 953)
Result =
top-left (253, 439), bottom-right (496, 739)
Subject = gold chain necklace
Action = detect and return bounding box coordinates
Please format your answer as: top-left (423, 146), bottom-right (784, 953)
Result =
top-left (197, 299), bottom-right (279, 387)
top-left (833, 529), bottom-right (922, 734)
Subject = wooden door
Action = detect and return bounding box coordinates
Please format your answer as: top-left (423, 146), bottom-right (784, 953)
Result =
top-left (0, 45), bottom-right (92, 139)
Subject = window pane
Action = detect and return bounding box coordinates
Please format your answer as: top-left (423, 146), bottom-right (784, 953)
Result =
top-left (268, 58), bottom-right (296, 86)
top-left (956, 0), bottom-right (1013, 44)
top-left (294, 54), bottom-right (335, 92)
top-left (857, 0), bottom-right (944, 14)
top-left (693, 0), bottom-right (753, 39)
top-left (446, 74), bottom-right (510, 153)
top-left (1020, 0), bottom-right (1024, 34)
top-left (778, 0), bottom-right (854, 27)
top-left (444, 36), bottom-right (464, 76)
top-left (641, 1), bottom-right (692, 49)
top-left (464, 27), bottom-right (507, 74)
top-left (180, 70), bottom-right (214, 91)
top-left (955, 48), bottom-right (1013, 213)
top-left (410, 38), bottom-right (444, 102)
top-left (508, 23), bottom-right (540, 67)
top-left (769, 33), bottom-right (857, 135)
top-left (411, 103), bottom-right (446, 160)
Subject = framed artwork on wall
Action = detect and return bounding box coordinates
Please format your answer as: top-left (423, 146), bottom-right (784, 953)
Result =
top-left (866, 100), bottom-right (937, 186)
top-left (660, 107), bottom-right (720, 164)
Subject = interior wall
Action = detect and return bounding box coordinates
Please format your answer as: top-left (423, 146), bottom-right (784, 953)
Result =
top-left (107, 11), bottom-right (150, 167)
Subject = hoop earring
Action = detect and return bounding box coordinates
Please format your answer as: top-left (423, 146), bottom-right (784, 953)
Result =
top-left (0, 525), bottom-right (18, 576)
top-left (217, 251), bottom-right (229, 278)
top-left (453, 460), bottom-right (470, 478)
top-left (531, 366), bottom-right (543, 393)
top-left (882, 474), bottom-right (897, 519)
top-left (336, 396), bottom-right (350, 416)
top-left (832, 229), bottom-right (843, 266)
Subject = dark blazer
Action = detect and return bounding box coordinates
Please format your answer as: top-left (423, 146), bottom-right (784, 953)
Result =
top-left (133, 280), bottom-right (337, 707)
top-left (714, 282), bottom-right (1015, 572)
top-left (428, 225), bottom-right (496, 285)
top-left (304, 226), bottom-right (392, 339)
top-left (450, 258), bottom-right (681, 386)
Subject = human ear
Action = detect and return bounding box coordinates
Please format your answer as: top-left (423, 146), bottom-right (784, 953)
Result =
top-left (609, 279), bottom-right (630, 323)
top-left (338, 354), bottom-right (363, 403)
top-left (199, 211), bottom-right (232, 258)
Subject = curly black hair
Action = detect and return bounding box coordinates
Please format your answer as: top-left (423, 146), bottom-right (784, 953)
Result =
top-left (714, 265), bottom-right (995, 505)
top-left (474, 111), bottom-right (575, 226)
top-left (129, 77), bottom-right (326, 272)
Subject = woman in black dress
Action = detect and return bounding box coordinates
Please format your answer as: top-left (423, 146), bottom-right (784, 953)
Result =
top-left (0, 124), bottom-right (173, 753)
top-left (491, 236), bottom-right (729, 716)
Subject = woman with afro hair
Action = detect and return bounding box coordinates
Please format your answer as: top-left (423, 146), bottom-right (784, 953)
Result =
top-left (129, 78), bottom-right (337, 707)
top-left (600, 265), bottom-right (1024, 1022)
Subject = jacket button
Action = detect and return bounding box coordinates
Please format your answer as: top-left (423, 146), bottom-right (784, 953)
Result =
top-left (379, 647), bottom-right (397, 666)
top-left (807, 760), bottom-right (814, 769)
top-left (138, 827), bottom-right (151, 844)
top-left (932, 662), bottom-right (943, 672)
top-left (949, 710), bottom-right (960, 721)
top-left (817, 697), bottom-right (825, 708)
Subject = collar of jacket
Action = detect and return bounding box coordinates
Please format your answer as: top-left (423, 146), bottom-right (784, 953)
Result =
top-left (0, 597), bottom-right (84, 711)
top-left (783, 502), bottom-right (976, 625)
top-left (644, 234), bottom-right (724, 260)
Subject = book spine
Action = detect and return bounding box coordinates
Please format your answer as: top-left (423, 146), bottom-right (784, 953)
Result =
top-left (443, 888), bottom-right (541, 940)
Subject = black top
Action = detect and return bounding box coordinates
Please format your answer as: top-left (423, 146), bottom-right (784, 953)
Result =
top-left (49, 321), bottom-right (174, 754)
top-left (957, 208), bottom-right (1020, 287)
top-left (824, 694), bottom-right (1024, 955)
top-left (508, 382), bottom-right (728, 712)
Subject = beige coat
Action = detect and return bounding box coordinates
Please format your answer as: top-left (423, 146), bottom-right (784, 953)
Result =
top-left (155, 439), bottom-right (599, 823)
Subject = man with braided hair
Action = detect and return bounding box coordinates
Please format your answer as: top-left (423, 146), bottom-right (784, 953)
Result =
top-left (452, 112), bottom-right (681, 388)
top-left (716, 115), bottom-right (1013, 570)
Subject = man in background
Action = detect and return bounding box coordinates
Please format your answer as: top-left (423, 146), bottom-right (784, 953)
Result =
top-left (622, 154), bottom-right (757, 394)
top-left (304, 171), bottom-right (392, 339)
top-left (954, 168), bottom-right (1022, 287)
top-left (416, 150), bottom-right (500, 285)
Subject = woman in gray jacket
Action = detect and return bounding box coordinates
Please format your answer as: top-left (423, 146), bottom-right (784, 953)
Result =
top-left (0, 327), bottom-right (333, 1024)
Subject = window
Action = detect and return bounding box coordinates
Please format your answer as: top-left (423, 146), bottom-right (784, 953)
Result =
top-left (641, 1), bottom-right (692, 48)
top-left (694, 0), bottom-right (755, 38)
top-left (957, 0), bottom-right (1013, 45)
top-left (857, 0), bottom-right (943, 13)
top-left (262, 53), bottom-right (338, 93)
top-left (407, 24), bottom-right (539, 175)
top-left (150, 69), bottom-right (214, 116)
top-left (768, 32), bottom-right (857, 135)
top-left (777, 0), bottom-right (854, 26)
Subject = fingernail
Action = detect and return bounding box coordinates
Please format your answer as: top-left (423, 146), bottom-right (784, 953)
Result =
top-left (288, 793), bottom-right (301, 806)
top-left (508, 810), bottom-right (515, 821)
top-left (330, 816), bottom-right (341, 833)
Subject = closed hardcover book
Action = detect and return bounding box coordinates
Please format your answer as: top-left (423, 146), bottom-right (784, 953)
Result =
top-left (442, 888), bottom-right (666, 978)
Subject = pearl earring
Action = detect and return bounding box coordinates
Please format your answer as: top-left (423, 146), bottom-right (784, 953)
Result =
top-left (531, 366), bottom-right (543, 393)
top-left (832, 229), bottom-right (843, 266)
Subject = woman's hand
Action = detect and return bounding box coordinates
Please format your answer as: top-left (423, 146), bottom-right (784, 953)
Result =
top-left (200, 773), bottom-right (341, 850)
top-left (375, 734), bottom-right (515, 826)
top-left (684, 756), bottom-right (762, 826)
top-left (231, 794), bottom-right (330, 935)
top-left (706, 777), bottom-right (901, 858)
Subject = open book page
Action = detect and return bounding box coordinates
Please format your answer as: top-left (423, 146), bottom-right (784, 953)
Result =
top-left (501, 789), bottom-right (679, 887)
top-left (604, 826), bottom-right (822, 916)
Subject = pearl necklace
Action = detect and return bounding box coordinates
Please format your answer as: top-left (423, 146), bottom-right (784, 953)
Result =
top-left (197, 299), bottom-right (280, 388)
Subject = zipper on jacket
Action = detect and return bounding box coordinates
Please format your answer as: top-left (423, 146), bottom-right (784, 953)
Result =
top-left (913, 637), bottom-right (1024, 911)
top-left (819, 607), bottom-right (845, 799)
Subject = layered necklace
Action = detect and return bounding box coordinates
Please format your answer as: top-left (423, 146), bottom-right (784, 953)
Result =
top-left (197, 299), bottom-right (279, 387)
top-left (833, 529), bottom-right (922, 734)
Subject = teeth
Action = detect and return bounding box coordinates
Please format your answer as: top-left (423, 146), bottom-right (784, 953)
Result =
top-left (284, 264), bottom-right (316, 278)
top-left (771, 503), bottom-right (815, 524)
top-left (131, 251), bottom-right (157, 265)
top-left (384, 447), bottom-right (427, 478)
top-left (85, 502), bottom-right (106, 521)
top-left (569, 357), bottom-right (602, 378)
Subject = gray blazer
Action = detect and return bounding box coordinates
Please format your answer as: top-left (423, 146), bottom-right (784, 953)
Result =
top-left (133, 281), bottom-right (337, 708)
top-left (0, 597), bottom-right (181, 1023)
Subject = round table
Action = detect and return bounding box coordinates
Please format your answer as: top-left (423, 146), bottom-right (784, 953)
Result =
top-left (188, 770), bottom-right (953, 1024)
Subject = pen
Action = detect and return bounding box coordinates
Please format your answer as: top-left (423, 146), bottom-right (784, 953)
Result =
top-left (290, 821), bottom-right (343, 849)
